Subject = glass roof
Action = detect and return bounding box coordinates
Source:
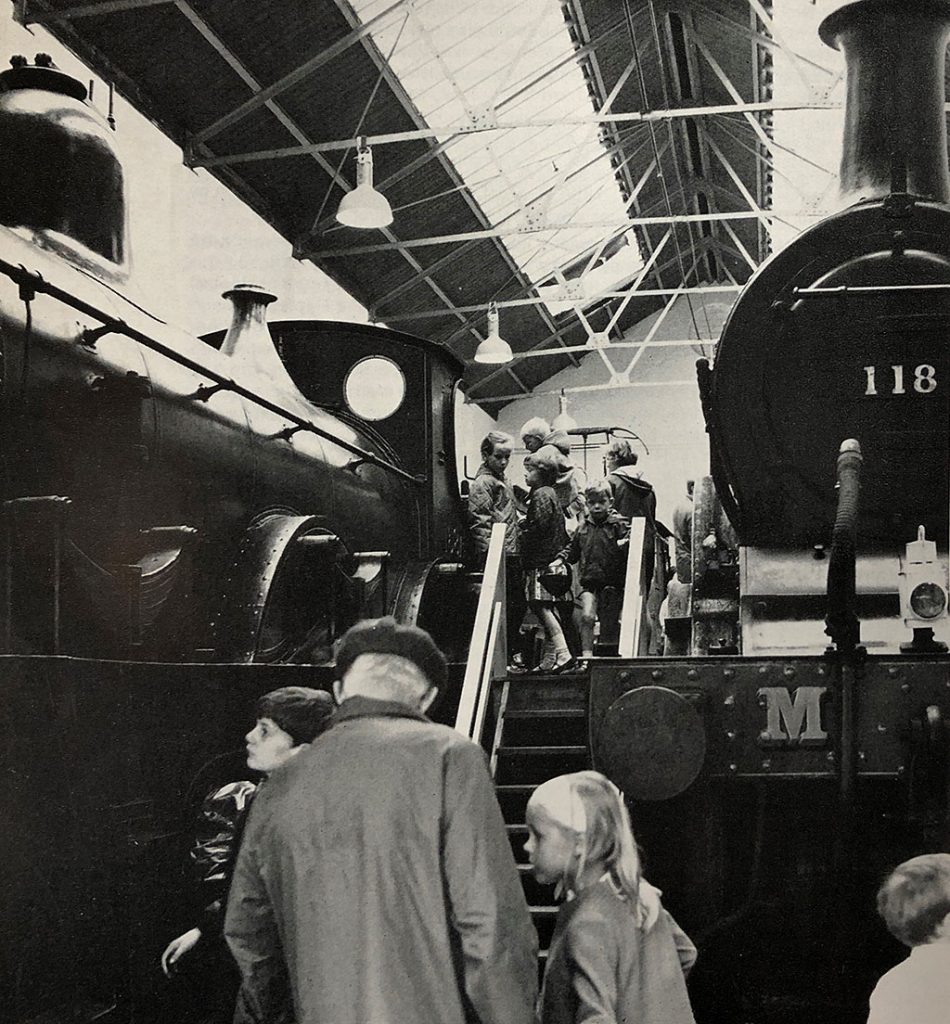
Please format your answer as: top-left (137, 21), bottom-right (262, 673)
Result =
top-left (350, 0), bottom-right (644, 313)
top-left (768, 2), bottom-right (845, 254)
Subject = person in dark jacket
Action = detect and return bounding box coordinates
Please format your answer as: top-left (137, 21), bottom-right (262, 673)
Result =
top-left (606, 439), bottom-right (669, 653)
top-left (553, 479), bottom-right (629, 661)
top-left (522, 451), bottom-right (573, 672)
top-left (225, 616), bottom-right (538, 1024)
top-left (467, 430), bottom-right (527, 669)
top-left (160, 687), bottom-right (333, 1020)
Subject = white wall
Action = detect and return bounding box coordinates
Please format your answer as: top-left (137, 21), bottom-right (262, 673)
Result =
top-left (493, 296), bottom-right (732, 527)
top-left (2, 15), bottom-right (368, 335)
top-left (454, 395), bottom-right (496, 485)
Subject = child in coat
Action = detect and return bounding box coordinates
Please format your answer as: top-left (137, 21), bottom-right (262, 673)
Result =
top-left (521, 450), bottom-right (572, 673)
top-left (160, 686), bottom-right (333, 1018)
top-left (553, 479), bottom-right (629, 661)
top-left (524, 771), bottom-right (697, 1024)
top-left (867, 853), bottom-right (950, 1023)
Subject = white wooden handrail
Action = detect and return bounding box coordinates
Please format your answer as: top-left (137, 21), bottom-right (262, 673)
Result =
top-left (618, 518), bottom-right (647, 658)
top-left (455, 522), bottom-right (508, 739)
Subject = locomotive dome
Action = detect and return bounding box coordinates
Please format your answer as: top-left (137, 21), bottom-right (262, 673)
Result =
top-left (0, 54), bottom-right (128, 275)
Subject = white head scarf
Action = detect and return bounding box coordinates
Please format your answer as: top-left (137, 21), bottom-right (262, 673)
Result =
top-left (529, 773), bottom-right (588, 833)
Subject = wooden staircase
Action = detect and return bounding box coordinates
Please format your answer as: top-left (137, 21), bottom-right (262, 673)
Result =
top-left (487, 671), bottom-right (591, 968)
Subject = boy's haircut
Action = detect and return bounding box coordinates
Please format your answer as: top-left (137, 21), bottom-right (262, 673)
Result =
top-left (585, 479), bottom-right (613, 502)
top-left (524, 452), bottom-right (558, 486)
top-left (481, 430), bottom-right (513, 460)
top-left (255, 686), bottom-right (334, 746)
top-left (877, 853), bottom-right (950, 946)
top-left (607, 439), bottom-right (638, 466)
top-left (520, 417), bottom-right (550, 441)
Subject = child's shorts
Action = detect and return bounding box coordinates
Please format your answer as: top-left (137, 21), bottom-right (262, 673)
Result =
top-left (524, 567), bottom-right (562, 604)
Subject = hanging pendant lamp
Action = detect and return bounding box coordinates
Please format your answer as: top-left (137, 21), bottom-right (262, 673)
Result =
top-left (551, 388), bottom-right (577, 431)
top-left (473, 302), bottom-right (513, 364)
top-left (336, 138), bottom-right (393, 229)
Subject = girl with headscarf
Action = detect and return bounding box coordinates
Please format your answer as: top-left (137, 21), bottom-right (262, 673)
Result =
top-left (524, 771), bottom-right (697, 1024)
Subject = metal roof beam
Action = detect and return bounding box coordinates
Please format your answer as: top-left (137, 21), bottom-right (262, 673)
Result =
top-left (391, 284), bottom-right (741, 323)
top-left (17, 0), bottom-right (172, 22)
top-left (509, 337), bottom-right (721, 358)
top-left (300, 211), bottom-right (785, 261)
top-left (188, 0), bottom-right (408, 147)
top-left (189, 99), bottom-right (841, 168)
top-left (473, 378), bottom-right (699, 407)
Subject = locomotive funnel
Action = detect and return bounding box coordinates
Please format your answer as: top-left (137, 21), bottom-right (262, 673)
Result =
top-left (820, 0), bottom-right (950, 205)
top-left (221, 284), bottom-right (302, 396)
top-left (0, 55), bottom-right (129, 274)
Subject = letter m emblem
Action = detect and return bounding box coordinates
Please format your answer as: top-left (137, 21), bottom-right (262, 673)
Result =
top-left (757, 686), bottom-right (828, 747)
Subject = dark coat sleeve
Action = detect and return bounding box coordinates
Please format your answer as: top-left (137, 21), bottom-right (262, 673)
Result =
top-left (224, 793), bottom-right (294, 1024)
top-left (442, 741), bottom-right (538, 1024)
top-left (191, 780), bottom-right (256, 938)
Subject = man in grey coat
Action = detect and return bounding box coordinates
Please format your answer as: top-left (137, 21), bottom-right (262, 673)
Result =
top-left (225, 616), bottom-right (538, 1024)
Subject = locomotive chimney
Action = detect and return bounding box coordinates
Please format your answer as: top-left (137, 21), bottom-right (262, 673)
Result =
top-left (819, 0), bottom-right (950, 205)
top-left (221, 285), bottom-right (302, 396)
top-left (0, 55), bottom-right (129, 274)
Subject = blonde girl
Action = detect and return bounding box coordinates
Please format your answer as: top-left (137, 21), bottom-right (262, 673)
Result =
top-left (524, 771), bottom-right (697, 1024)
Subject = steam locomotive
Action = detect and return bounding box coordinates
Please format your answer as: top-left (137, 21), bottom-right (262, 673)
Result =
top-left (0, 55), bottom-right (471, 666)
top-left (588, 2), bottom-right (950, 1020)
top-left (0, 54), bottom-right (475, 1023)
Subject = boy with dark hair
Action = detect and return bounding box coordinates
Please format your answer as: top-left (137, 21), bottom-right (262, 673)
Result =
top-left (467, 430), bottom-right (528, 670)
top-left (868, 853), bottom-right (950, 1023)
top-left (161, 686), bottom-right (334, 1000)
top-left (553, 479), bottom-right (629, 662)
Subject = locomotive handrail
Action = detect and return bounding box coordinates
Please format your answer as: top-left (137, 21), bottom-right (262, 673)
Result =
top-left (0, 258), bottom-right (423, 486)
top-left (455, 522), bottom-right (507, 741)
top-left (793, 282), bottom-right (950, 297)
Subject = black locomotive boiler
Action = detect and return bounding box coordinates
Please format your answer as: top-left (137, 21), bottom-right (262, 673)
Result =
top-left (0, 54), bottom-right (476, 1024)
top-left (0, 55), bottom-right (472, 666)
top-left (587, 2), bottom-right (950, 1021)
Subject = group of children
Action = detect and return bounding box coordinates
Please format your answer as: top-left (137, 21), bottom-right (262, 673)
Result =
top-left (521, 453), bottom-right (636, 671)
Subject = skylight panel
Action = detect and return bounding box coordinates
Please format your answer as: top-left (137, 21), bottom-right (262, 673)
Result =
top-left (349, 0), bottom-right (643, 317)
top-left (770, 2), bottom-right (845, 254)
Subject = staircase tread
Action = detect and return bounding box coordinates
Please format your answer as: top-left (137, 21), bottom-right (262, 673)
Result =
top-left (530, 905), bottom-right (560, 914)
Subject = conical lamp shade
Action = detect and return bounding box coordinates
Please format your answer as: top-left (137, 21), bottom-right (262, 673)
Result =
top-left (551, 389), bottom-right (577, 431)
top-left (474, 303), bottom-right (513, 364)
top-left (336, 142), bottom-right (393, 229)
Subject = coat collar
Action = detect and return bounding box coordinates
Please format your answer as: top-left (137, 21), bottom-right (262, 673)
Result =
top-left (330, 695), bottom-right (430, 727)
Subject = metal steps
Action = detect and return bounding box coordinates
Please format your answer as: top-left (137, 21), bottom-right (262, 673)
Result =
top-left (487, 670), bottom-right (592, 968)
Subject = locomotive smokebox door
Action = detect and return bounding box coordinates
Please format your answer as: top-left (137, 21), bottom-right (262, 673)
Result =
top-left (593, 686), bottom-right (706, 801)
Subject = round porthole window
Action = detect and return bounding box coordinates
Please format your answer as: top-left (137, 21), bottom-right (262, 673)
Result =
top-left (344, 356), bottom-right (406, 421)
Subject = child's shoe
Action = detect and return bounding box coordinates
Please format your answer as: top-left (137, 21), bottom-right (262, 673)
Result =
top-left (551, 651), bottom-right (577, 674)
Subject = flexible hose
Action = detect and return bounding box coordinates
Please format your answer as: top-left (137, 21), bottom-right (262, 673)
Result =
top-left (825, 439), bottom-right (863, 652)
